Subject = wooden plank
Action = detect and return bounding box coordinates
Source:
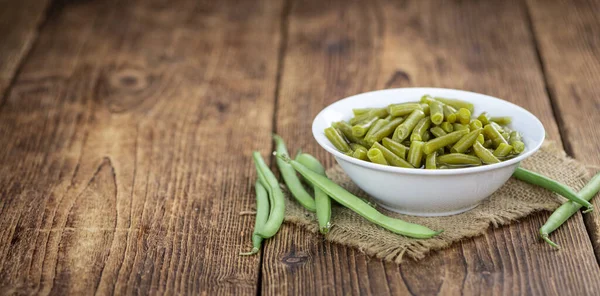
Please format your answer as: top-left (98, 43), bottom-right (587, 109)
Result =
top-left (263, 0), bottom-right (600, 295)
top-left (0, 0), bottom-right (50, 103)
top-left (0, 0), bottom-right (283, 294)
top-left (527, 0), bottom-right (600, 260)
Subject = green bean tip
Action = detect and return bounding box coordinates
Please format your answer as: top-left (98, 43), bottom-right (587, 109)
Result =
top-left (583, 206), bottom-right (594, 214)
top-left (239, 247), bottom-right (259, 256)
top-left (540, 233), bottom-right (560, 249)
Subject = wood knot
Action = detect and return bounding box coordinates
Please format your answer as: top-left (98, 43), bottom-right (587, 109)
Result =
top-left (282, 251), bottom-right (309, 266)
top-left (108, 69), bottom-right (149, 91)
top-left (96, 66), bottom-right (159, 113)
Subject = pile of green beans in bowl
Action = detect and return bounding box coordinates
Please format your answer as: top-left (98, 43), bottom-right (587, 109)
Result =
top-left (324, 95), bottom-right (525, 169)
top-left (241, 115), bottom-right (600, 254)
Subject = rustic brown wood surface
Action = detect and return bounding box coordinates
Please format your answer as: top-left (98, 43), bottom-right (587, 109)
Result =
top-left (1, 0), bottom-right (599, 295)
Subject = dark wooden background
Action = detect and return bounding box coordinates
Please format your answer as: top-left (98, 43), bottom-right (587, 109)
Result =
top-left (1, 0), bottom-right (599, 294)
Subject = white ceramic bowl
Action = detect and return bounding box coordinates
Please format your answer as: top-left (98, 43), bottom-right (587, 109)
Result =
top-left (312, 88), bottom-right (545, 216)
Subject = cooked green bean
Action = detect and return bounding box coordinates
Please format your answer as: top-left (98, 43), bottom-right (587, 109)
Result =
top-left (410, 117), bottom-right (432, 141)
top-left (282, 156), bottom-right (442, 238)
top-left (440, 122), bottom-right (454, 133)
top-left (437, 153), bottom-right (482, 166)
top-left (422, 131), bottom-right (431, 142)
top-left (453, 123), bottom-right (470, 132)
top-left (483, 124), bottom-right (508, 147)
top-left (513, 167), bottom-right (593, 211)
top-left (420, 103), bottom-right (430, 115)
top-left (423, 129), bottom-right (469, 155)
top-left (451, 128), bottom-right (482, 153)
top-left (352, 116), bottom-right (379, 137)
top-left (430, 126), bottom-right (447, 138)
top-left (490, 121), bottom-right (505, 133)
top-left (349, 107), bottom-right (388, 125)
top-left (333, 121), bottom-right (370, 148)
top-left (367, 148), bottom-right (388, 165)
top-left (372, 142), bottom-right (413, 168)
top-left (477, 112), bottom-right (490, 125)
top-left (434, 97), bottom-right (474, 113)
top-left (382, 137), bottom-right (408, 160)
top-left (509, 131), bottom-right (525, 153)
top-left (365, 117), bottom-right (404, 146)
top-left (325, 127), bottom-right (351, 154)
top-left (539, 172), bottom-right (600, 248)
top-left (274, 135), bottom-right (316, 212)
top-left (483, 139), bottom-right (493, 148)
top-left (389, 103), bottom-right (423, 117)
top-left (420, 94), bottom-right (436, 105)
top-left (458, 108), bottom-right (471, 125)
top-left (352, 147), bottom-right (369, 160)
top-left (252, 152), bottom-right (285, 238)
top-left (240, 180), bottom-right (270, 256)
top-left (493, 143), bottom-right (513, 157)
top-left (392, 109), bottom-right (426, 142)
top-left (296, 153), bottom-right (331, 234)
top-left (472, 141), bottom-right (500, 164)
top-left (469, 119), bottom-right (483, 130)
top-left (477, 133), bottom-right (485, 144)
top-left (443, 105), bottom-right (458, 124)
top-left (490, 116), bottom-right (512, 125)
top-left (430, 101), bottom-right (444, 124)
top-left (353, 108), bottom-right (373, 116)
top-left (408, 141), bottom-right (425, 168)
top-left (425, 152), bottom-right (437, 169)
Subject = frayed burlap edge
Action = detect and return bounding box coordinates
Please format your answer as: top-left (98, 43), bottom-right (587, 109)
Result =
top-left (283, 140), bottom-right (592, 264)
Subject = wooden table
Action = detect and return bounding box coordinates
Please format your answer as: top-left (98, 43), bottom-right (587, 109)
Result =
top-left (1, 0), bottom-right (600, 294)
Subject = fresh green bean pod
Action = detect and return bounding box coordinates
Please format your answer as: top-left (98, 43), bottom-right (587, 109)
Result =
top-left (451, 128), bottom-right (482, 153)
top-left (472, 141), bottom-right (500, 164)
top-left (493, 143), bottom-right (513, 157)
top-left (388, 103), bottom-right (423, 117)
top-left (296, 153), bottom-right (331, 234)
top-left (274, 135), bottom-right (316, 211)
top-left (392, 109), bottom-right (426, 142)
top-left (350, 107), bottom-right (388, 125)
top-left (382, 137), bottom-right (408, 160)
top-left (477, 112), bottom-right (490, 125)
top-left (240, 180), bottom-right (270, 256)
top-left (430, 126), bottom-right (447, 138)
top-left (440, 122), bottom-right (454, 133)
top-left (425, 152), bottom-right (437, 169)
top-left (490, 116), bottom-right (512, 125)
top-left (372, 142), bottom-right (413, 168)
top-left (513, 167), bottom-right (593, 212)
top-left (483, 124), bottom-right (508, 147)
top-left (410, 117), bottom-right (432, 141)
top-left (352, 108), bottom-right (373, 116)
top-left (437, 153), bottom-right (482, 166)
top-left (252, 152), bottom-right (285, 238)
top-left (457, 108), bottom-right (471, 125)
top-left (434, 97), bottom-right (475, 113)
top-left (539, 172), bottom-right (600, 248)
top-left (429, 101), bottom-right (444, 124)
top-left (367, 148), bottom-right (388, 165)
top-left (283, 156), bottom-right (442, 238)
top-left (423, 129), bottom-right (469, 155)
top-left (352, 116), bottom-right (379, 137)
top-left (408, 141), bottom-right (425, 168)
top-left (364, 117), bottom-right (404, 146)
top-left (452, 123), bottom-right (470, 132)
top-left (325, 127), bottom-right (351, 154)
top-left (476, 133), bottom-right (485, 144)
top-left (333, 121), bottom-right (370, 148)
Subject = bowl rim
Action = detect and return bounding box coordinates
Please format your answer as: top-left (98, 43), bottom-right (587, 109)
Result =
top-left (312, 87), bottom-right (546, 176)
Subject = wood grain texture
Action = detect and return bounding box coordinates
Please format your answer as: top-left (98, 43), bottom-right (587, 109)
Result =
top-left (0, 0), bottom-right (283, 294)
top-left (263, 0), bottom-right (600, 295)
top-left (0, 0), bottom-right (50, 104)
top-left (527, 0), bottom-right (600, 262)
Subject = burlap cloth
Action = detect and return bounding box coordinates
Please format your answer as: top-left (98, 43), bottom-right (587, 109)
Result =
top-left (283, 141), bottom-right (592, 263)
